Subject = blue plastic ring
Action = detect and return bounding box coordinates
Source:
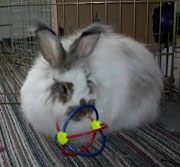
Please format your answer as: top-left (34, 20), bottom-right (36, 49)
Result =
top-left (62, 104), bottom-right (106, 157)
top-left (62, 104), bottom-right (99, 132)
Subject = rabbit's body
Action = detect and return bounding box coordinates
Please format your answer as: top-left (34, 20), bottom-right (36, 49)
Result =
top-left (21, 20), bottom-right (163, 140)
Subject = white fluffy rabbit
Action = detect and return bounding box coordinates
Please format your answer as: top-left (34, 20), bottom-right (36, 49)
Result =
top-left (20, 19), bottom-right (163, 140)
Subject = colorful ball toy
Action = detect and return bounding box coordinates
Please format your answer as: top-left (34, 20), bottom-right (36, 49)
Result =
top-left (56, 104), bottom-right (108, 157)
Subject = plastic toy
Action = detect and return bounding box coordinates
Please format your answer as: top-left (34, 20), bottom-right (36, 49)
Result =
top-left (56, 104), bottom-right (108, 157)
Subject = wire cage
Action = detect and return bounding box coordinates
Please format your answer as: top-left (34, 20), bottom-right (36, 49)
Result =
top-left (0, 0), bottom-right (179, 105)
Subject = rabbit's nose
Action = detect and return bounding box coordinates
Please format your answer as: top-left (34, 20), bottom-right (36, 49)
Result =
top-left (66, 99), bottom-right (95, 121)
top-left (80, 98), bottom-right (95, 106)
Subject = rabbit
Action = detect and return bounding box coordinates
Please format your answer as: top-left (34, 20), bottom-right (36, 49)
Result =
top-left (20, 18), bottom-right (163, 143)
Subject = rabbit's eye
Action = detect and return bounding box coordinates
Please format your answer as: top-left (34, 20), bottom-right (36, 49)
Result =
top-left (48, 81), bottom-right (74, 104)
top-left (60, 85), bottom-right (68, 94)
top-left (87, 80), bottom-right (93, 87)
top-left (87, 80), bottom-right (94, 94)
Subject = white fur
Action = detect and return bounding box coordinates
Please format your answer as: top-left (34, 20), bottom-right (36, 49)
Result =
top-left (21, 30), bottom-right (163, 141)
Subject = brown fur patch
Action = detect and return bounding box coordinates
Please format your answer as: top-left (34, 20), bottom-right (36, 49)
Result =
top-left (86, 75), bottom-right (95, 94)
top-left (48, 81), bottom-right (74, 104)
top-left (66, 98), bottom-right (95, 121)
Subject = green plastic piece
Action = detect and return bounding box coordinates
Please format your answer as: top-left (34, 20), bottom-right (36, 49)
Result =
top-left (57, 131), bottom-right (68, 145)
top-left (91, 120), bottom-right (102, 130)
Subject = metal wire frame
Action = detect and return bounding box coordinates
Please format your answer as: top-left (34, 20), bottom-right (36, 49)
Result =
top-left (0, 0), bottom-right (179, 104)
top-left (0, 0), bottom-right (178, 7)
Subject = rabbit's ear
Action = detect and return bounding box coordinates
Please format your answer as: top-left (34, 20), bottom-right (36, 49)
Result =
top-left (67, 23), bottom-right (112, 67)
top-left (33, 19), bottom-right (66, 68)
top-left (70, 33), bottom-right (100, 58)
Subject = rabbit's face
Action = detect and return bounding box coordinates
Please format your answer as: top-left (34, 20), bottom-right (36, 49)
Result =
top-left (47, 67), bottom-right (97, 121)
top-left (32, 20), bottom-right (106, 121)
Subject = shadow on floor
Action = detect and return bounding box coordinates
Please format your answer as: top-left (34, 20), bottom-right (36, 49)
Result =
top-left (157, 100), bottom-right (180, 134)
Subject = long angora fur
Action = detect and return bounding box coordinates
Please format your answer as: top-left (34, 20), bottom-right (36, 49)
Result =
top-left (21, 19), bottom-right (163, 142)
